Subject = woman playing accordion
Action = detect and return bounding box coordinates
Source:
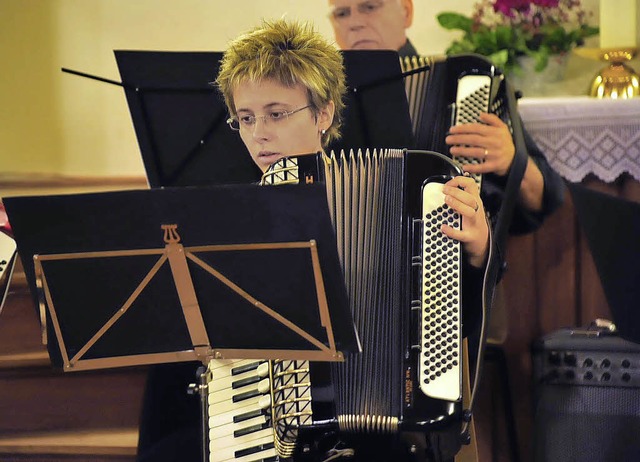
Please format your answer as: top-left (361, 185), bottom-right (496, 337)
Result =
top-left (138, 18), bottom-right (496, 462)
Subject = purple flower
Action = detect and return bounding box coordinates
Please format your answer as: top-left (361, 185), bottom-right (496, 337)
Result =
top-left (493, 0), bottom-right (531, 16)
top-left (532, 0), bottom-right (560, 7)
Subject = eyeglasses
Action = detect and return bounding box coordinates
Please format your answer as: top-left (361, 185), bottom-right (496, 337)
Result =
top-left (329, 0), bottom-right (386, 22)
top-left (227, 105), bottom-right (312, 131)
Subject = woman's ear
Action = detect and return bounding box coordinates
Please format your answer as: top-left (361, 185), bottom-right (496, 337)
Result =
top-left (318, 100), bottom-right (335, 132)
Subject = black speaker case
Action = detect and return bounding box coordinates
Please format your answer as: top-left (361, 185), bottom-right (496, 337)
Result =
top-left (532, 328), bottom-right (640, 462)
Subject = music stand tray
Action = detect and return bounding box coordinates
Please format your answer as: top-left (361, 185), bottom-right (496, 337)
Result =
top-left (4, 184), bottom-right (358, 372)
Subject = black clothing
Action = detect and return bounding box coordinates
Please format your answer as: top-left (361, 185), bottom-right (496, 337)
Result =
top-left (136, 362), bottom-right (202, 462)
top-left (398, 39), bottom-right (418, 58)
top-left (481, 126), bottom-right (565, 235)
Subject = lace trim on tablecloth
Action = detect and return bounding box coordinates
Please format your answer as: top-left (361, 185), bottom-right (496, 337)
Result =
top-left (519, 97), bottom-right (640, 183)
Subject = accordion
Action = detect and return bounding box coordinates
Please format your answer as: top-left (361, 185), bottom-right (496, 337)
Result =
top-left (206, 148), bottom-right (468, 462)
top-left (401, 53), bottom-right (509, 190)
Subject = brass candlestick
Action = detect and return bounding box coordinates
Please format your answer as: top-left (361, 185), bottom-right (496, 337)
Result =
top-left (578, 47), bottom-right (640, 98)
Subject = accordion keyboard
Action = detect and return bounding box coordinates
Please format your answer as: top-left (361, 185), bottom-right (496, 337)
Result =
top-left (207, 359), bottom-right (277, 462)
top-left (419, 181), bottom-right (462, 402)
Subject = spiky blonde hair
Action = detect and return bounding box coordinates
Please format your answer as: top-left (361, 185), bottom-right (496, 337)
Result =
top-left (216, 19), bottom-right (346, 146)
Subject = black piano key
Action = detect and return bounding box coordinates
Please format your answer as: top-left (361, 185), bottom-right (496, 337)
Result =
top-left (234, 442), bottom-right (275, 458)
top-left (233, 408), bottom-right (264, 423)
top-left (232, 361), bottom-right (262, 375)
top-left (232, 388), bottom-right (262, 403)
top-left (232, 375), bottom-right (261, 389)
top-left (233, 422), bottom-right (269, 437)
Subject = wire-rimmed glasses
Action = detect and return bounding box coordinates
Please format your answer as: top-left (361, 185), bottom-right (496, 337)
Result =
top-left (227, 105), bottom-right (312, 131)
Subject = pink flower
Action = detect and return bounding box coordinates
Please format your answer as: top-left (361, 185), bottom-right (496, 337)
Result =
top-left (533, 0), bottom-right (560, 7)
top-left (493, 0), bottom-right (531, 16)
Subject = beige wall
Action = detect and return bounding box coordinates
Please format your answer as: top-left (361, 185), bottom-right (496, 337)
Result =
top-left (0, 0), bottom-right (624, 179)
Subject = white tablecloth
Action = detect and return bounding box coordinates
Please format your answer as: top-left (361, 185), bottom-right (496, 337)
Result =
top-left (518, 97), bottom-right (640, 182)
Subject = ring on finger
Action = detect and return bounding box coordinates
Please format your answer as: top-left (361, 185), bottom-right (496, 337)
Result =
top-left (483, 148), bottom-right (488, 159)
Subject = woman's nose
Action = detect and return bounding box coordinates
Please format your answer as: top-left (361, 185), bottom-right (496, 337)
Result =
top-left (251, 117), bottom-right (270, 140)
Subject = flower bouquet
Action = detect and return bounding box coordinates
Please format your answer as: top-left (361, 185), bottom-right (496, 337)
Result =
top-left (437, 0), bottom-right (599, 74)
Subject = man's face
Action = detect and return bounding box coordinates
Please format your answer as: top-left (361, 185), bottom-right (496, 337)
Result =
top-left (328, 0), bottom-right (413, 51)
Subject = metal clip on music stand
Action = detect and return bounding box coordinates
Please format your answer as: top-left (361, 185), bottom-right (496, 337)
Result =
top-left (4, 185), bottom-right (358, 372)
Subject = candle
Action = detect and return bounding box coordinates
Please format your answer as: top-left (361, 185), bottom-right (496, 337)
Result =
top-left (600, 0), bottom-right (637, 48)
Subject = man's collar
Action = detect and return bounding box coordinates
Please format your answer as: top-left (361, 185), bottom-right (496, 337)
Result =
top-left (398, 39), bottom-right (418, 58)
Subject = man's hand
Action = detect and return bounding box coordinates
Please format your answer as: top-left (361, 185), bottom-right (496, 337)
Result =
top-left (445, 112), bottom-right (515, 177)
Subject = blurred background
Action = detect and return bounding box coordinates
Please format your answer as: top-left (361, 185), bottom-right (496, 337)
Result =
top-left (1, 0), bottom-right (622, 179)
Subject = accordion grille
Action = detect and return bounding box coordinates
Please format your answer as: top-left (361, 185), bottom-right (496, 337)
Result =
top-left (323, 148), bottom-right (406, 428)
top-left (401, 55), bottom-right (435, 139)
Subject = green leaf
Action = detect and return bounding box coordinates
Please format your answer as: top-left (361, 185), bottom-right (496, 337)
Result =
top-left (581, 25), bottom-right (599, 38)
top-left (531, 48), bottom-right (550, 71)
top-left (494, 26), bottom-right (513, 47)
top-left (446, 40), bottom-right (478, 55)
top-left (488, 50), bottom-right (509, 70)
top-left (437, 12), bottom-right (473, 33)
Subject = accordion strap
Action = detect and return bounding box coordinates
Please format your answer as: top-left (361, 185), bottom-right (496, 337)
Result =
top-left (462, 78), bottom-right (528, 443)
top-left (493, 79), bottom-right (529, 256)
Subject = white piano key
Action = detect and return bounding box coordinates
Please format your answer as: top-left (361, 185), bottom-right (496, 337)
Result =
top-left (208, 362), bottom-right (269, 393)
top-left (208, 358), bottom-right (248, 373)
top-left (210, 445), bottom-right (277, 462)
top-left (208, 394), bottom-right (271, 429)
top-left (208, 393), bottom-right (262, 415)
top-left (209, 416), bottom-right (271, 440)
top-left (209, 430), bottom-right (274, 461)
top-left (233, 447), bottom-right (277, 462)
top-left (208, 359), bottom-right (262, 377)
top-left (209, 385), bottom-right (261, 405)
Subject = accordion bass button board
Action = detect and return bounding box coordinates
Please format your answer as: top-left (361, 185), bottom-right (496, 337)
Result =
top-left (419, 181), bottom-right (462, 402)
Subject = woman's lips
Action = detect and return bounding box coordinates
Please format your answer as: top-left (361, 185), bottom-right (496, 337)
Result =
top-left (259, 151), bottom-right (279, 158)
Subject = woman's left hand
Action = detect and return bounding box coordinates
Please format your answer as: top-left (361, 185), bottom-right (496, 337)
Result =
top-left (441, 175), bottom-right (489, 268)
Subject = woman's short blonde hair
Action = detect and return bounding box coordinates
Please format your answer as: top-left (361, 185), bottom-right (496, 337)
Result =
top-left (216, 19), bottom-right (346, 147)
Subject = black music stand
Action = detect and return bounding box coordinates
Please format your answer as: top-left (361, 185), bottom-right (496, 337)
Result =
top-left (568, 182), bottom-right (640, 344)
top-left (111, 49), bottom-right (414, 188)
top-left (331, 50), bottom-right (415, 152)
top-left (114, 51), bottom-right (261, 188)
top-left (4, 184), bottom-right (358, 372)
